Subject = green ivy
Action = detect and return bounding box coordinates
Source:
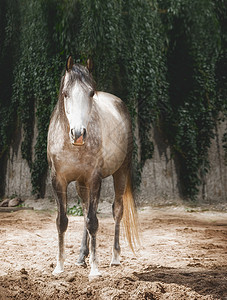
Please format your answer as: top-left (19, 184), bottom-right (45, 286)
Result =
top-left (67, 204), bottom-right (83, 216)
top-left (0, 0), bottom-right (20, 195)
top-left (12, 0), bottom-right (63, 195)
top-left (158, 0), bottom-right (226, 199)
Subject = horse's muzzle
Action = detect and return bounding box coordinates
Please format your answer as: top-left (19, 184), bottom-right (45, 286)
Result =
top-left (71, 128), bottom-right (86, 146)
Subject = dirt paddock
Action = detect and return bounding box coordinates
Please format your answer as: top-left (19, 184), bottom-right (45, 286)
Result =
top-left (0, 203), bottom-right (227, 299)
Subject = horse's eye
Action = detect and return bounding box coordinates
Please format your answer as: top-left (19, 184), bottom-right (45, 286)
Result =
top-left (89, 90), bottom-right (95, 98)
top-left (63, 91), bottom-right (69, 99)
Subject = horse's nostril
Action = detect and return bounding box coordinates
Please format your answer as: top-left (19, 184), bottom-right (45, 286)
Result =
top-left (70, 128), bottom-right (85, 141)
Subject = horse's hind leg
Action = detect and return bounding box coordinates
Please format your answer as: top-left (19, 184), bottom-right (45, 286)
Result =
top-left (76, 182), bottom-right (89, 267)
top-left (111, 168), bottom-right (127, 266)
top-left (51, 176), bottom-right (68, 275)
top-left (77, 226), bottom-right (89, 266)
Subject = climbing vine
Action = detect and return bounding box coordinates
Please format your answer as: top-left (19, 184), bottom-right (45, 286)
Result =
top-left (0, 0), bottom-right (226, 200)
top-left (0, 0), bottom-right (20, 195)
top-left (12, 1), bottom-right (59, 196)
top-left (158, 0), bottom-right (226, 199)
top-left (121, 0), bottom-right (168, 169)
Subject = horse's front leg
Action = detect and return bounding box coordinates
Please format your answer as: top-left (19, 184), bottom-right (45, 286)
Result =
top-left (86, 176), bottom-right (101, 278)
top-left (51, 176), bottom-right (68, 275)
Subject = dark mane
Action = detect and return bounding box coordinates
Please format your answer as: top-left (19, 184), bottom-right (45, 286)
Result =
top-left (64, 64), bottom-right (96, 92)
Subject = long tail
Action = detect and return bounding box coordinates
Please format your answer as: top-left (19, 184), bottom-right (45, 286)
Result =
top-left (122, 173), bottom-right (140, 253)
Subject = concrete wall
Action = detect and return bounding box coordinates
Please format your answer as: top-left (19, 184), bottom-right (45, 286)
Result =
top-left (4, 120), bottom-right (227, 206)
top-left (202, 122), bottom-right (227, 203)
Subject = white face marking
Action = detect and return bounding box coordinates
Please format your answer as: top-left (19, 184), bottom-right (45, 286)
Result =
top-left (63, 73), bottom-right (92, 141)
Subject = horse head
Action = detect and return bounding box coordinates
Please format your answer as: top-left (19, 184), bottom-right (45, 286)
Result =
top-left (61, 56), bottom-right (95, 146)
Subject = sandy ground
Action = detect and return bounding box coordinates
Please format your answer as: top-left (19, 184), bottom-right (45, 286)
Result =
top-left (0, 202), bottom-right (227, 300)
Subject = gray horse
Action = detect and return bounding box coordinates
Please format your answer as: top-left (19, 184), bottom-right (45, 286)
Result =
top-left (47, 56), bottom-right (139, 277)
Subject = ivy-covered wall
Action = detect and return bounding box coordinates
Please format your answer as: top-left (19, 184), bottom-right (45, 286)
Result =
top-left (0, 0), bottom-right (226, 201)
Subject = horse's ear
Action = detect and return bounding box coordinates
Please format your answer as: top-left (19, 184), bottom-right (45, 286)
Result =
top-left (86, 58), bottom-right (93, 73)
top-left (66, 56), bottom-right (74, 72)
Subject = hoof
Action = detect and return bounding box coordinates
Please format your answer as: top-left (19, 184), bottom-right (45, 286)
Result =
top-left (110, 257), bottom-right (121, 266)
top-left (75, 260), bottom-right (87, 268)
top-left (52, 266), bottom-right (64, 276)
top-left (89, 270), bottom-right (102, 280)
top-left (110, 261), bottom-right (121, 267)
